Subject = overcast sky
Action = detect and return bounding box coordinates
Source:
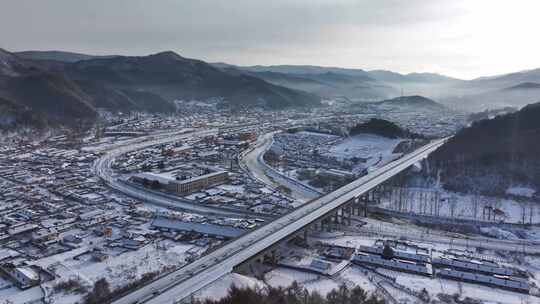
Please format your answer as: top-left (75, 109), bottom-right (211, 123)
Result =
top-left (1, 0), bottom-right (540, 79)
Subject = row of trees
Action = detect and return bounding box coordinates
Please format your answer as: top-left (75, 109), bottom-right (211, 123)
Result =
top-left (195, 283), bottom-right (385, 304)
top-left (384, 185), bottom-right (538, 224)
top-left (83, 270), bottom-right (162, 304)
top-left (348, 118), bottom-right (422, 139)
top-left (61, 278), bottom-right (384, 304)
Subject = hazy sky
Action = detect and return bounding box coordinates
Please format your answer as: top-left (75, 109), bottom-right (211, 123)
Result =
top-left (2, 0), bottom-right (540, 79)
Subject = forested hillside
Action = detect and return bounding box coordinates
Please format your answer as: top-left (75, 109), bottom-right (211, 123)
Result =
top-left (430, 102), bottom-right (540, 196)
top-left (349, 118), bottom-right (421, 139)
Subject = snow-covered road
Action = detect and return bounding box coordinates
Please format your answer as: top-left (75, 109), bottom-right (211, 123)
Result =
top-left (92, 128), bottom-right (266, 217)
top-left (240, 132), bottom-right (322, 204)
top-left (112, 138), bottom-right (447, 304)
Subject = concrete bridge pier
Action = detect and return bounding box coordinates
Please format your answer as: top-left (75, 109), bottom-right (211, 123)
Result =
top-left (268, 249), bottom-right (279, 265)
top-left (332, 212), bottom-right (340, 230)
top-left (359, 194), bottom-right (369, 217)
top-left (371, 187), bottom-right (382, 204)
top-left (422, 157), bottom-right (431, 175)
top-left (352, 197), bottom-right (361, 216)
top-left (379, 183), bottom-right (392, 199)
top-left (233, 246), bottom-right (282, 276)
top-left (320, 217), bottom-right (332, 232)
top-left (343, 204), bottom-right (353, 226)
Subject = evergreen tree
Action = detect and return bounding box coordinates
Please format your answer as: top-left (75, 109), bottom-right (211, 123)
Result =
top-left (382, 244), bottom-right (394, 260)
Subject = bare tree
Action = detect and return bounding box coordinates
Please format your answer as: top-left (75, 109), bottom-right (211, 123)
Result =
top-left (471, 191), bottom-right (480, 219)
top-left (521, 201), bottom-right (527, 224)
top-left (435, 191), bottom-right (442, 217)
top-left (449, 195), bottom-right (458, 218)
top-left (529, 202), bottom-right (535, 224)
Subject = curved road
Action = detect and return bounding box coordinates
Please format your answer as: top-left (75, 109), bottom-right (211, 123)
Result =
top-left (93, 129), bottom-right (269, 218)
top-left (112, 138), bottom-right (449, 304)
top-left (104, 133), bottom-right (540, 304)
top-left (240, 132), bottom-right (322, 204)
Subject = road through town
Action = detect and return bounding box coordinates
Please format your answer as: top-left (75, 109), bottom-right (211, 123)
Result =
top-left (240, 132), bottom-right (322, 204)
top-left (112, 138), bottom-right (447, 304)
top-left (92, 129), bottom-right (268, 218)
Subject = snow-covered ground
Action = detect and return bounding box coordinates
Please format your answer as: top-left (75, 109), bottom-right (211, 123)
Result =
top-left (338, 266), bottom-right (377, 293)
top-left (0, 283), bottom-right (44, 304)
top-left (506, 186), bottom-right (536, 198)
top-left (316, 235), bottom-right (540, 303)
top-left (296, 131), bottom-right (340, 140)
top-left (197, 273), bottom-right (265, 301)
top-left (61, 243), bottom-right (197, 288)
top-left (185, 218), bottom-right (540, 304)
top-left (201, 257), bottom-right (539, 304)
top-left (35, 241), bottom-right (204, 304)
top-left (265, 267), bottom-right (321, 287)
top-left (379, 186), bottom-right (540, 225)
top-left (325, 134), bottom-right (402, 168)
top-left (381, 269), bottom-right (534, 304)
top-left (198, 267), bottom-right (350, 302)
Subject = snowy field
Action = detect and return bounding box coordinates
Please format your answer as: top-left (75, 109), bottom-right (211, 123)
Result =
top-left (0, 283), bottom-right (44, 304)
top-left (379, 187), bottom-right (540, 226)
top-left (199, 260), bottom-right (539, 304)
top-left (197, 273), bottom-right (265, 301)
top-left (326, 134), bottom-right (402, 167)
top-left (317, 235), bottom-right (540, 303)
top-left (380, 268), bottom-right (534, 304)
top-left (199, 267), bottom-right (357, 302)
top-left (296, 131), bottom-right (340, 140)
top-left (33, 241), bottom-right (204, 304)
top-left (191, 229), bottom-right (540, 304)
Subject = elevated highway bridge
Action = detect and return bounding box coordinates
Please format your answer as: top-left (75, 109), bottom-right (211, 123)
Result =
top-left (112, 138), bottom-right (448, 304)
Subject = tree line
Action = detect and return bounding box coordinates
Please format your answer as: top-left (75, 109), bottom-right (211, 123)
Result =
top-left (195, 282), bottom-right (385, 304)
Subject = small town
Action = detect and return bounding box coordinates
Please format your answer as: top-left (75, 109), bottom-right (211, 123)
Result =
top-left (2, 3), bottom-right (540, 303)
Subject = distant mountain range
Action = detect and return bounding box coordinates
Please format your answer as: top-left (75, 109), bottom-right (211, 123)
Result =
top-left (469, 68), bottom-right (540, 88)
top-left (15, 50), bottom-right (113, 63)
top-left (430, 102), bottom-right (540, 195)
top-left (504, 82), bottom-right (540, 90)
top-left (239, 70), bottom-right (396, 101)
top-left (367, 70), bottom-right (462, 84)
top-left (442, 80), bottom-right (540, 112)
top-left (213, 63), bottom-right (458, 101)
top-left (0, 49), bottom-right (321, 129)
top-left (213, 63), bottom-right (375, 78)
top-left (215, 62), bottom-right (540, 112)
top-left (4, 49), bottom-right (540, 130)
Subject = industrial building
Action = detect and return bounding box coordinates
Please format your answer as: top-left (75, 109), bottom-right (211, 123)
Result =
top-left (0, 263), bottom-right (41, 289)
top-left (130, 170), bottom-right (228, 194)
top-left (353, 245), bottom-right (530, 294)
top-left (151, 217), bottom-right (246, 239)
top-left (437, 268), bottom-right (529, 293)
top-left (168, 145), bottom-right (193, 156)
top-left (352, 252), bottom-right (433, 276)
top-left (432, 257), bottom-right (516, 277)
top-left (358, 245), bottom-right (431, 263)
